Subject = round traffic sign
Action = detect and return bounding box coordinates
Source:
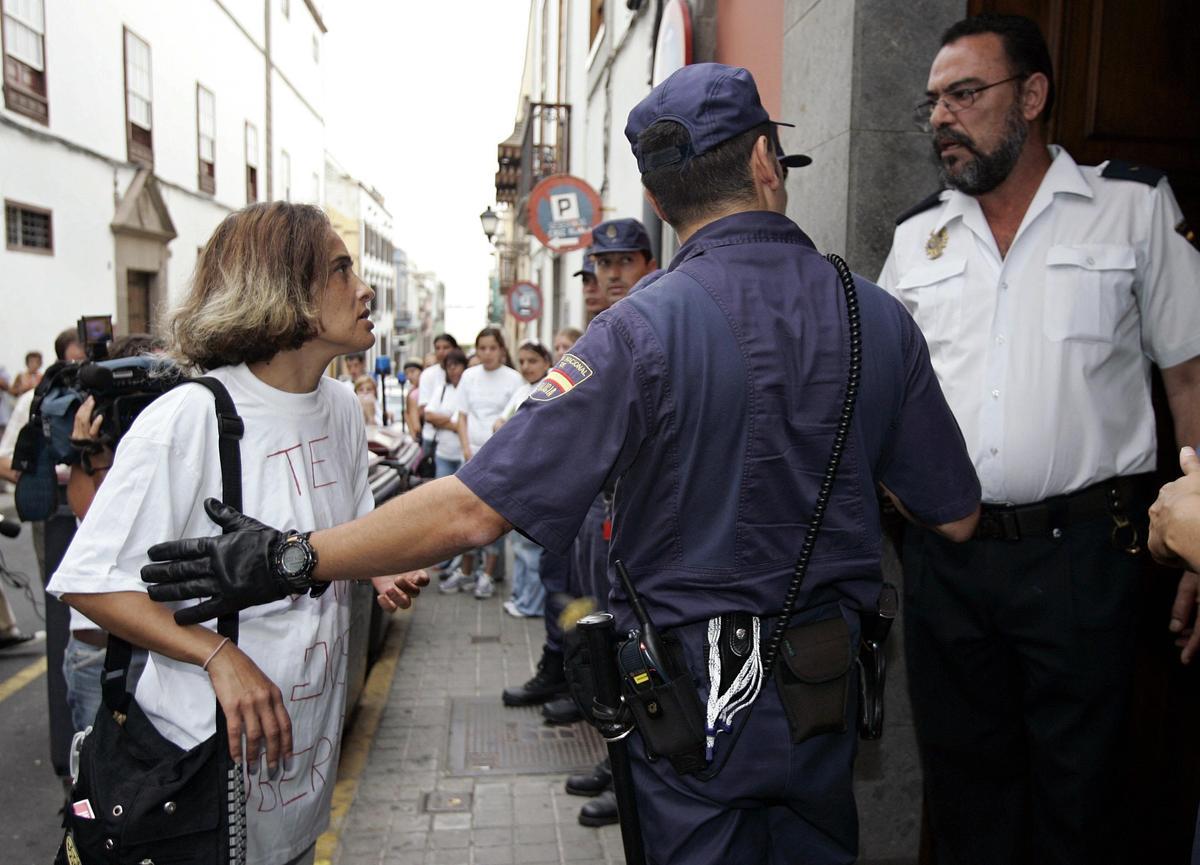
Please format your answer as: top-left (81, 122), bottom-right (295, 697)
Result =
top-left (527, 174), bottom-right (603, 253)
top-left (508, 281), bottom-right (543, 323)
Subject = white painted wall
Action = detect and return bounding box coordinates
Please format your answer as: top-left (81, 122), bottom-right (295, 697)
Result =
top-left (0, 0), bottom-right (327, 372)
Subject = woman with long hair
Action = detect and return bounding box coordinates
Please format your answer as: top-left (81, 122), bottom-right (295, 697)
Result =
top-left (439, 326), bottom-right (522, 599)
top-left (48, 202), bottom-right (425, 865)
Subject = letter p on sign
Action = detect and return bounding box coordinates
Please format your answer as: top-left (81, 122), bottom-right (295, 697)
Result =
top-left (551, 192), bottom-right (580, 222)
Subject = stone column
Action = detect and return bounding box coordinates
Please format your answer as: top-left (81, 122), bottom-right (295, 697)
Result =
top-left (780, 2), bottom-right (966, 862)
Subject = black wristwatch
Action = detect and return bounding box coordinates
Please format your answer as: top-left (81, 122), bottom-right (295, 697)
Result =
top-left (270, 532), bottom-right (327, 597)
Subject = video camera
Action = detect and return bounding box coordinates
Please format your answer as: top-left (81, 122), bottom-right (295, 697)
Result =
top-left (12, 316), bottom-right (182, 521)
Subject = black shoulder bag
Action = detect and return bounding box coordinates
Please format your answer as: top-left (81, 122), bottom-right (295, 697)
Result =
top-left (57, 377), bottom-right (248, 865)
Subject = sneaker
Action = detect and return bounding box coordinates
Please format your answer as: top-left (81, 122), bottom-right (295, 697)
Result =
top-left (0, 629), bottom-right (37, 651)
top-left (503, 600), bottom-right (522, 618)
top-left (438, 569), bottom-right (474, 594)
top-left (473, 574), bottom-right (495, 599)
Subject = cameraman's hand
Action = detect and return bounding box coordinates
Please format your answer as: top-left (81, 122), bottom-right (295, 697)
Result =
top-left (72, 395), bottom-right (102, 441)
top-left (372, 571), bottom-right (430, 612)
top-left (205, 641), bottom-right (292, 773)
top-left (142, 498), bottom-right (295, 625)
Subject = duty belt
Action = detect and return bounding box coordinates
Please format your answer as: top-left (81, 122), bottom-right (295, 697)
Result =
top-left (974, 473), bottom-right (1153, 543)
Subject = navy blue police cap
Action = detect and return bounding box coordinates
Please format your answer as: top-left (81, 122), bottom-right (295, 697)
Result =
top-left (572, 257), bottom-right (596, 278)
top-left (587, 218), bottom-right (653, 257)
top-left (625, 63), bottom-right (811, 173)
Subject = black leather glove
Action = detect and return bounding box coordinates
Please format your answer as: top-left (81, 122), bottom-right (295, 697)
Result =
top-left (142, 498), bottom-right (294, 626)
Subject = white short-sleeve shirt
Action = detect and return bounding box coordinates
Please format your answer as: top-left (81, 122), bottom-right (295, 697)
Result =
top-left (878, 146), bottom-right (1200, 505)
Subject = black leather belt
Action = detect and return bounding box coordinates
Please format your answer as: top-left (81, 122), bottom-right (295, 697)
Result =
top-left (974, 474), bottom-right (1153, 542)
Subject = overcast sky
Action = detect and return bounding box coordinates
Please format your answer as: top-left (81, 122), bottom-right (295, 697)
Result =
top-left (320, 1), bottom-right (532, 343)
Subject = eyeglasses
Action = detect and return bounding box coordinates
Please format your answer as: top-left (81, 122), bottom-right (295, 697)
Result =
top-left (913, 74), bottom-right (1027, 131)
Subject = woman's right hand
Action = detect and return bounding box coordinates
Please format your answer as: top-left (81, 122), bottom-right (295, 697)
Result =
top-left (205, 642), bottom-right (293, 773)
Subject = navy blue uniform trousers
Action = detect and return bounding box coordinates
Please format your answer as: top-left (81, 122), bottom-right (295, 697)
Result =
top-left (629, 606), bottom-right (861, 865)
top-left (903, 513), bottom-right (1141, 865)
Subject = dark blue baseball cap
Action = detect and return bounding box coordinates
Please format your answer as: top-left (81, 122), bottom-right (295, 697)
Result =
top-left (572, 257), bottom-right (596, 278)
top-left (587, 218), bottom-right (653, 257)
top-left (625, 63), bottom-right (811, 173)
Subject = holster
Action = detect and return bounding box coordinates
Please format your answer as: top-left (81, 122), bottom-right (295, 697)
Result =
top-left (773, 614), bottom-right (854, 744)
top-left (857, 582), bottom-right (897, 740)
top-left (617, 634), bottom-right (707, 776)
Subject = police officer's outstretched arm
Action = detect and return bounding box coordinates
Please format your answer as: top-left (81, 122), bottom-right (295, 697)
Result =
top-left (144, 315), bottom-right (652, 620)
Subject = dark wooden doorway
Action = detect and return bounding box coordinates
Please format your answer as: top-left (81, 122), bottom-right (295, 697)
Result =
top-left (971, 0), bottom-right (1200, 238)
top-left (933, 3), bottom-right (1200, 863)
top-left (126, 269), bottom-right (154, 335)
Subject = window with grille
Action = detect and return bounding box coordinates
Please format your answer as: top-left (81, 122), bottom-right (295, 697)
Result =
top-left (5, 200), bottom-right (52, 253)
top-left (123, 28), bottom-right (153, 166)
top-left (2, 0), bottom-right (48, 123)
top-left (245, 122), bottom-right (258, 203)
top-left (196, 84), bottom-right (215, 194)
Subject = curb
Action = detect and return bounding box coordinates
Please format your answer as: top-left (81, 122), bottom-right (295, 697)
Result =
top-left (315, 610), bottom-right (413, 865)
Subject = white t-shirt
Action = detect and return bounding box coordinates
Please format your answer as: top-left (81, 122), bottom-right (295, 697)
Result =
top-left (48, 363), bottom-right (373, 865)
top-left (0, 388), bottom-right (34, 460)
top-left (453, 364), bottom-right (523, 453)
top-left (416, 363), bottom-right (446, 443)
top-left (499, 381), bottom-right (535, 422)
top-left (423, 379), bottom-right (462, 461)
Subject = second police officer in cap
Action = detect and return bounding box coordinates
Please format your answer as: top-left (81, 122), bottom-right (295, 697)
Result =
top-left (143, 63), bottom-right (982, 863)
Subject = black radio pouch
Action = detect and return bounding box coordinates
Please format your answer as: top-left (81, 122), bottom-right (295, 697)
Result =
top-left (618, 634), bottom-right (708, 776)
top-left (774, 614), bottom-right (854, 744)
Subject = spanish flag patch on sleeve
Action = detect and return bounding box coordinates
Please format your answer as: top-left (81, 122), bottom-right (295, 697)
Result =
top-left (531, 353), bottom-right (593, 402)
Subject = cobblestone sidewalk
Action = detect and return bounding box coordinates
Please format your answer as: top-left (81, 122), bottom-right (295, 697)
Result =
top-left (334, 583), bottom-right (626, 865)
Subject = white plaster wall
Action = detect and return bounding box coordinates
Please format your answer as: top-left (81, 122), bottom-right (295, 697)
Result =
top-left (605, 15), bottom-right (655, 220)
top-left (269, 0), bottom-right (323, 111)
top-left (0, 127), bottom-right (125, 371)
top-left (157, 186), bottom-right (233, 307)
top-left (271, 77), bottom-right (323, 203)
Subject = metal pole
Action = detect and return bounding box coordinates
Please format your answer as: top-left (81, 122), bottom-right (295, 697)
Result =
top-left (577, 612), bottom-right (646, 865)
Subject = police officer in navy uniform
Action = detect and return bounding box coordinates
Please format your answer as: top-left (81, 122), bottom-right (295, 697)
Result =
top-left (143, 63), bottom-right (982, 864)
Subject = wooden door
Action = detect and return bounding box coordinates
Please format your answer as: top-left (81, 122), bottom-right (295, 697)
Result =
top-left (950, 4), bottom-right (1200, 863)
top-left (970, 0), bottom-right (1200, 237)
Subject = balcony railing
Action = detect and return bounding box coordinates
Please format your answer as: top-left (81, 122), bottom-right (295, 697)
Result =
top-left (494, 101), bottom-right (571, 212)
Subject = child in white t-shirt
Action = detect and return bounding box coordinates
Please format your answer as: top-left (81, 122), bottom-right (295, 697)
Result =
top-left (48, 203), bottom-right (422, 865)
top-left (494, 342), bottom-right (552, 618)
top-left (438, 327), bottom-right (522, 599)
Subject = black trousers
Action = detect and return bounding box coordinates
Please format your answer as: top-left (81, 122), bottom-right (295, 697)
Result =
top-left (903, 513), bottom-right (1142, 865)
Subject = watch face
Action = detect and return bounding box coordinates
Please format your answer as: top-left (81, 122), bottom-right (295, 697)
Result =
top-left (280, 543), bottom-right (308, 575)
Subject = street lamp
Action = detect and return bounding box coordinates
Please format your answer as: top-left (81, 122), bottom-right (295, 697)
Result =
top-left (479, 206), bottom-right (499, 242)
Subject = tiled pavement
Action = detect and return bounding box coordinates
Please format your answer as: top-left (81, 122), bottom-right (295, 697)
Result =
top-left (332, 582), bottom-right (626, 865)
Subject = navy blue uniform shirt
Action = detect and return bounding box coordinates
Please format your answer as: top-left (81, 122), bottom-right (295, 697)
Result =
top-left (460, 210), bottom-right (979, 631)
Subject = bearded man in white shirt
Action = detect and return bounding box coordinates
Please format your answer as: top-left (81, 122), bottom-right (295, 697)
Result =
top-left (878, 13), bottom-right (1200, 865)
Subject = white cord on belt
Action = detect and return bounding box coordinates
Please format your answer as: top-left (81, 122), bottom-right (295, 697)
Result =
top-left (704, 615), bottom-right (763, 762)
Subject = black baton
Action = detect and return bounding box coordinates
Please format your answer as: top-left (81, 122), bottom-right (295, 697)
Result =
top-left (578, 612), bottom-right (646, 865)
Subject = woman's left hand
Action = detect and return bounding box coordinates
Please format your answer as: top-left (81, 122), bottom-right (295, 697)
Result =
top-left (73, 395), bottom-right (103, 441)
top-left (372, 571), bottom-right (430, 612)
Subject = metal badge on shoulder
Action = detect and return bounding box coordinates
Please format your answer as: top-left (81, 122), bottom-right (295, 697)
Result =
top-left (925, 227), bottom-right (949, 260)
top-left (531, 353), bottom-right (593, 402)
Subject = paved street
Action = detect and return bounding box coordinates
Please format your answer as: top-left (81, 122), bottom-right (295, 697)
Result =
top-left (328, 581), bottom-right (624, 865)
top-left (0, 496), bottom-right (64, 865)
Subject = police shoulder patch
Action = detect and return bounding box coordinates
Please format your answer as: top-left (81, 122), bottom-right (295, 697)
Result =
top-left (530, 352), bottom-right (593, 402)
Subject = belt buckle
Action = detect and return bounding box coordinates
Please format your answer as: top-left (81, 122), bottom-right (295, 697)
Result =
top-left (978, 509), bottom-right (1021, 541)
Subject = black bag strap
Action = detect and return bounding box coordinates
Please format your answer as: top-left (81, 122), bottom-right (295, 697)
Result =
top-left (102, 375), bottom-right (244, 712)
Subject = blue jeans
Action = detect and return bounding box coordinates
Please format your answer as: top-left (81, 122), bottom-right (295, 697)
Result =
top-left (508, 533), bottom-right (546, 616)
top-left (434, 455), bottom-right (462, 478)
top-left (63, 635), bottom-right (146, 733)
